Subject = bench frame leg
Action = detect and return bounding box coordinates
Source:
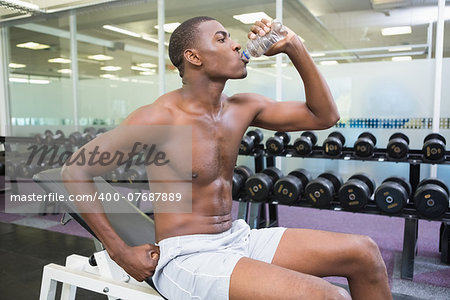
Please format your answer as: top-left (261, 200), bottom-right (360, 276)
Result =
top-left (39, 252), bottom-right (164, 300)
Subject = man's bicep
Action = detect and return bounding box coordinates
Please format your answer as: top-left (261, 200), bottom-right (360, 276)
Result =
top-left (251, 98), bottom-right (319, 132)
top-left (63, 126), bottom-right (146, 178)
top-left (65, 104), bottom-right (173, 178)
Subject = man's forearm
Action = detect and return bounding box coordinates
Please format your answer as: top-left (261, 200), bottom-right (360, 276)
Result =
top-left (286, 36), bottom-right (339, 125)
top-left (61, 166), bottom-right (129, 260)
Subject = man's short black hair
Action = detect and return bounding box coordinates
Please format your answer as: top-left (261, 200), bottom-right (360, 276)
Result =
top-left (169, 16), bottom-right (216, 77)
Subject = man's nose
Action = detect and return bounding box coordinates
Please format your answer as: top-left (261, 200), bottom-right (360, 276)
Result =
top-left (232, 41), bottom-right (241, 52)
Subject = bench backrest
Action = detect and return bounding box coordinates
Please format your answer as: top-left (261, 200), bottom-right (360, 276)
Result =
top-left (33, 168), bottom-right (156, 246)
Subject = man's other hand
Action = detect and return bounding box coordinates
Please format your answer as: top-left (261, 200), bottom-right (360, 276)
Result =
top-left (114, 244), bottom-right (160, 282)
top-left (248, 19), bottom-right (298, 56)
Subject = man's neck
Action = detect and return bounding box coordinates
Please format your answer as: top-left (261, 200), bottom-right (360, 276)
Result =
top-left (180, 76), bottom-right (227, 117)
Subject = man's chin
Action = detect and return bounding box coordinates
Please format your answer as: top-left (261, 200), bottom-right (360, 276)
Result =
top-left (233, 70), bottom-right (247, 79)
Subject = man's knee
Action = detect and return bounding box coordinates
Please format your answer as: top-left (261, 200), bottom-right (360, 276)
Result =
top-left (352, 235), bottom-right (388, 279)
top-left (334, 286), bottom-right (352, 300)
top-left (321, 285), bottom-right (351, 300)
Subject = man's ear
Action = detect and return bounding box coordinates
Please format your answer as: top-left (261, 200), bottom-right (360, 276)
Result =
top-left (184, 49), bottom-right (202, 67)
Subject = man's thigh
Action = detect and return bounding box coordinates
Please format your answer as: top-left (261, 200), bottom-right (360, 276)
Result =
top-left (271, 228), bottom-right (379, 277)
top-left (156, 250), bottom-right (246, 300)
top-left (229, 257), bottom-right (347, 300)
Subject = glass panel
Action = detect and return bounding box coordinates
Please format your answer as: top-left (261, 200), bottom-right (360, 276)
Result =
top-left (279, 1), bottom-right (448, 184)
top-left (76, 1), bottom-right (158, 127)
top-left (0, 0), bottom-right (116, 22)
top-left (164, 0), bottom-right (278, 92)
top-left (438, 11), bottom-right (450, 186)
top-left (283, 0), bottom-right (444, 64)
top-left (8, 15), bottom-right (73, 136)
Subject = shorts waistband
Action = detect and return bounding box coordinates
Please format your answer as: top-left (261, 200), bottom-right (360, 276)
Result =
top-left (155, 219), bottom-right (247, 247)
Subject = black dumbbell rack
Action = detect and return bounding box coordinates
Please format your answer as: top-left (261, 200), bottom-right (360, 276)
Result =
top-left (235, 143), bottom-right (450, 280)
top-left (235, 147), bottom-right (282, 230)
top-left (2, 136), bottom-right (74, 194)
top-left (1, 135), bottom-right (151, 212)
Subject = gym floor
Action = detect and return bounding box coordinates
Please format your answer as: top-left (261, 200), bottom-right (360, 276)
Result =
top-left (1, 182), bottom-right (449, 299)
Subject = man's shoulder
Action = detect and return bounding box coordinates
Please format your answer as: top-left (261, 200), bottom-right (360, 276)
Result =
top-left (123, 94), bottom-right (177, 126)
top-left (228, 92), bottom-right (264, 104)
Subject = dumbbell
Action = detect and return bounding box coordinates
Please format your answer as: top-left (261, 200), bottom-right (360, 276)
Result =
top-left (45, 130), bottom-right (65, 144)
top-left (19, 159), bottom-right (45, 178)
top-left (386, 133), bottom-right (409, 160)
top-left (84, 128), bottom-right (108, 143)
top-left (414, 178), bottom-right (449, 219)
top-left (354, 132), bottom-right (377, 158)
top-left (374, 177), bottom-right (411, 214)
top-left (68, 127), bottom-right (97, 147)
top-left (305, 171), bottom-right (343, 208)
top-left (126, 164), bottom-right (148, 184)
top-left (106, 164), bottom-right (127, 183)
top-left (323, 132), bottom-right (345, 156)
top-left (293, 132), bottom-right (317, 156)
top-left (34, 130), bottom-right (53, 144)
top-left (266, 132), bottom-right (291, 155)
top-left (43, 157), bottom-right (64, 171)
top-left (422, 133), bottom-right (446, 162)
top-left (45, 130), bottom-right (66, 144)
top-left (4, 153), bottom-right (28, 177)
top-left (6, 159), bottom-right (24, 178)
top-left (245, 167), bottom-right (283, 202)
top-left (232, 165), bottom-right (254, 198)
top-left (273, 168), bottom-right (312, 205)
top-left (339, 173), bottom-right (376, 211)
top-left (239, 129), bottom-right (264, 155)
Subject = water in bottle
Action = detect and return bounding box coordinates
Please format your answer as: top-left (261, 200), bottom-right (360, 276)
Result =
top-left (241, 21), bottom-right (287, 60)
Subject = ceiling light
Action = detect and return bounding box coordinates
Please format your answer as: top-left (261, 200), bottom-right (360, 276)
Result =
top-left (271, 63), bottom-right (288, 67)
top-left (141, 34), bottom-right (170, 46)
top-left (381, 26), bottom-right (411, 36)
top-left (392, 56), bottom-right (412, 62)
top-left (311, 53), bottom-right (325, 57)
top-left (154, 22), bottom-right (181, 33)
top-left (320, 61), bottom-right (338, 65)
top-left (140, 71), bottom-right (156, 75)
top-left (252, 56), bottom-right (270, 61)
top-left (233, 12), bottom-right (273, 24)
top-left (9, 77), bottom-right (50, 84)
top-left (103, 25), bottom-right (141, 38)
top-left (388, 46), bottom-right (412, 52)
top-left (16, 42), bottom-right (50, 50)
top-left (88, 54), bottom-right (114, 61)
top-left (4, 0), bottom-right (39, 11)
top-left (9, 63), bottom-right (26, 68)
top-left (100, 74), bottom-right (117, 79)
top-left (9, 77), bottom-right (28, 83)
top-left (131, 65), bottom-right (151, 72)
top-left (29, 79), bottom-right (50, 84)
top-left (100, 66), bottom-right (122, 71)
top-left (48, 58), bottom-right (71, 63)
top-left (137, 63), bottom-right (157, 68)
top-left (141, 35), bottom-right (159, 43)
top-left (57, 69), bottom-right (72, 74)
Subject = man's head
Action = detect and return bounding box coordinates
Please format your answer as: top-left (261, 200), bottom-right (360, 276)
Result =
top-left (168, 16), bottom-right (247, 79)
top-left (169, 16), bottom-right (215, 77)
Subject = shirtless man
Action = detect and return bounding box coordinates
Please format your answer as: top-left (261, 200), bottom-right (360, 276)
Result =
top-left (62, 16), bottom-right (392, 299)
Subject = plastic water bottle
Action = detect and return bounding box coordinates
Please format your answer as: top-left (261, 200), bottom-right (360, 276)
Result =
top-left (242, 21), bottom-right (287, 59)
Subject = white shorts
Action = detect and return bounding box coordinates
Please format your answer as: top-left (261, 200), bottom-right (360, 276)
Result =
top-left (152, 219), bottom-right (286, 300)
